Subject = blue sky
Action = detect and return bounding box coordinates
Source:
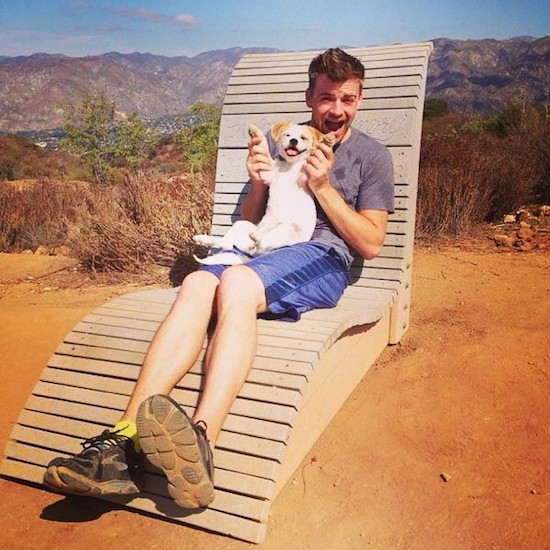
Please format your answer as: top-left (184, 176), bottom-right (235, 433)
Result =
top-left (1, 0), bottom-right (548, 58)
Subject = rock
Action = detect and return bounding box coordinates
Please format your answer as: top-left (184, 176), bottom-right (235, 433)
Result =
top-left (493, 234), bottom-right (515, 247)
top-left (53, 245), bottom-right (72, 256)
top-left (516, 209), bottom-right (531, 222)
top-left (503, 214), bottom-right (516, 223)
top-left (517, 227), bottom-right (535, 242)
top-left (518, 241), bottom-right (535, 252)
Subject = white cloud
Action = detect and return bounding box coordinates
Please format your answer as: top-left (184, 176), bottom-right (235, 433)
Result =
top-left (173, 14), bottom-right (200, 28)
top-left (109, 7), bottom-right (199, 29)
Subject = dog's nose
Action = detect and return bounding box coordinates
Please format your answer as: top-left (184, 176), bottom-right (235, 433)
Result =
top-left (289, 138), bottom-right (298, 147)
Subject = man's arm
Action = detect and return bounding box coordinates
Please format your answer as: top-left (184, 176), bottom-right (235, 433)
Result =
top-left (305, 142), bottom-right (389, 260)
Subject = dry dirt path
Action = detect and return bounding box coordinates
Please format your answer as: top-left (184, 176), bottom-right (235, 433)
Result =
top-left (0, 245), bottom-right (548, 549)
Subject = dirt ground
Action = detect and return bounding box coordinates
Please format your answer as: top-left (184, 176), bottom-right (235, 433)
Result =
top-left (0, 241), bottom-right (548, 550)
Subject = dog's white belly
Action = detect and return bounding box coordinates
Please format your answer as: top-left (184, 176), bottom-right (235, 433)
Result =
top-left (255, 180), bottom-right (316, 251)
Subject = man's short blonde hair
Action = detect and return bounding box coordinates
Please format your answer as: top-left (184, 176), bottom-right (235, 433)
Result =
top-left (308, 48), bottom-right (365, 92)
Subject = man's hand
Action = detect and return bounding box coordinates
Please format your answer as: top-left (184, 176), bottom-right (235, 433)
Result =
top-left (304, 141), bottom-right (334, 193)
top-left (246, 126), bottom-right (273, 185)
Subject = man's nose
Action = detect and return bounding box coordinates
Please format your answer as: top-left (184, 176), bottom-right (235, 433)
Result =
top-left (330, 99), bottom-right (344, 116)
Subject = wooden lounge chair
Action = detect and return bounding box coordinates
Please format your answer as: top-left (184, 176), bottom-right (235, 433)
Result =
top-left (1, 42), bottom-right (432, 544)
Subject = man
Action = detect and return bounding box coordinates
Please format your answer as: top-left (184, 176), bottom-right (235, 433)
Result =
top-left (43, 47), bottom-right (394, 509)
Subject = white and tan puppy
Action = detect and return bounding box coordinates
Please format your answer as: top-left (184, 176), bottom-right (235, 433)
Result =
top-left (194, 121), bottom-right (334, 265)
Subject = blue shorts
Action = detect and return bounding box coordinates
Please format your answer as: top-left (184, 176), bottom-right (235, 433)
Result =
top-left (199, 242), bottom-right (349, 322)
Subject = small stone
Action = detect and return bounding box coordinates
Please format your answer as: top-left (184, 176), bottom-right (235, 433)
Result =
top-left (503, 214), bottom-right (516, 223)
top-left (517, 227), bottom-right (534, 241)
top-left (440, 472), bottom-right (451, 482)
top-left (493, 234), bottom-right (515, 247)
top-left (516, 209), bottom-right (531, 222)
top-left (518, 241), bottom-right (535, 252)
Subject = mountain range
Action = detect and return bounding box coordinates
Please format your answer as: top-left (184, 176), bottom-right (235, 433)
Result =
top-left (0, 37), bottom-right (548, 133)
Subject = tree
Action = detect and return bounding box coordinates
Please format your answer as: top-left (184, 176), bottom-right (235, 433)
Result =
top-left (175, 102), bottom-right (221, 172)
top-left (61, 91), bottom-right (115, 184)
top-left (61, 92), bottom-right (158, 183)
top-left (112, 112), bottom-right (158, 173)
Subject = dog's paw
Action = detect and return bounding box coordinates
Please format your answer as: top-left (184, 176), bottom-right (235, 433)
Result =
top-left (194, 252), bottom-right (245, 266)
top-left (259, 170), bottom-right (273, 186)
top-left (193, 234), bottom-right (216, 247)
top-left (322, 134), bottom-right (337, 148)
top-left (249, 229), bottom-right (261, 245)
top-left (248, 123), bottom-right (270, 153)
top-left (248, 123), bottom-right (262, 139)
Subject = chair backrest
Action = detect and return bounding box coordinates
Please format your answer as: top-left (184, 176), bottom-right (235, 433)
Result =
top-left (212, 43), bottom-right (433, 342)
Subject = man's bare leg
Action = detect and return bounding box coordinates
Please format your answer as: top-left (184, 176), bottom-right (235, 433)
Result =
top-left (135, 265), bottom-right (266, 508)
top-left (121, 270), bottom-right (220, 422)
top-left (193, 265), bottom-right (267, 443)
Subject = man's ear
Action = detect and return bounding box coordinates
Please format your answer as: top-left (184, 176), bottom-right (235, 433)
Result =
top-left (305, 88), bottom-right (313, 108)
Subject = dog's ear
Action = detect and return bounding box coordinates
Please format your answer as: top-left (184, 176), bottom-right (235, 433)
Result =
top-left (270, 120), bottom-right (292, 141)
top-left (309, 127), bottom-right (323, 146)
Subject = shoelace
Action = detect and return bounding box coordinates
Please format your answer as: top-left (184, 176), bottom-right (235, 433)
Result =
top-left (81, 428), bottom-right (131, 452)
top-left (195, 420), bottom-right (208, 437)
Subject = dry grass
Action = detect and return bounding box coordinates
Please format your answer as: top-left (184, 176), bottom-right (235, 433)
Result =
top-left (417, 112), bottom-right (549, 236)
top-left (2, 107), bottom-right (547, 279)
top-left (69, 173), bottom-right (213, 277)
top-left (0, 172), bottom-right (213, 282)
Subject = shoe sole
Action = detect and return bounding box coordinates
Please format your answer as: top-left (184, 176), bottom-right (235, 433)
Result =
top-left (136, 395), bottom-right (215, 509)
top-left (43, 466), bottom-right (139, 496)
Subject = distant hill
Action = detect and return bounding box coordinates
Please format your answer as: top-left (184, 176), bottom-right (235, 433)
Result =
top-left (0, 37), bottom-right (548, 132)
top-left (428, 37), bottom-right (549, 113)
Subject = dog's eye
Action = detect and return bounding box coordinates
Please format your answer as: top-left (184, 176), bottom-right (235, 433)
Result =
top-left (301, 135), bottom-right (310, 142)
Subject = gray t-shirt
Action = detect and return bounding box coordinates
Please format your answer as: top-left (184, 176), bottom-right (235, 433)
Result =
top-left (268, 126), bottom-right (394, 267)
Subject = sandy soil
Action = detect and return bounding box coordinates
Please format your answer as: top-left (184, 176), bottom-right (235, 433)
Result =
top-left (0, 243), bottom-right (548, 550)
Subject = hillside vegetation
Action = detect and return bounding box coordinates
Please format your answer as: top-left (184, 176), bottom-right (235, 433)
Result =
top-left (0, 100), bottom-right (548, 279)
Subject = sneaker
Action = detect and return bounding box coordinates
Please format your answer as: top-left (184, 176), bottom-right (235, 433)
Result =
top-left (136, 394), bottom-right (215, 509)
top-left (43, 429), bottom-right (141, 496)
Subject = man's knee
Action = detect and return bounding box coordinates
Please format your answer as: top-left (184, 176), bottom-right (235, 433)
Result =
top-left (217, 266), bottom-right (266, 312)
top-left (176, 270), bottom-right (219, 303)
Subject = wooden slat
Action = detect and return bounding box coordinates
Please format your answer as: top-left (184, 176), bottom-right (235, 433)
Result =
top-left (226, 74), bottom-right (423, 95)
top-left (23, 394), bottom-right (291, 443)
top-left (215, 147), bottom-right (413, 184)
top-left (231, 55), bottom-right (430, 77)
top-left (222, 96), bottom-right (418, 115)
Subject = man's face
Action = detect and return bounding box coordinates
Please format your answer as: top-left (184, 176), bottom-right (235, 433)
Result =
top-left (305, 74), bottom-right (363, 143)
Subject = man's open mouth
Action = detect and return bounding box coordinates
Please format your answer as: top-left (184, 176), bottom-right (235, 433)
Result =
top-left (324, 120), bottom-right (344, 133)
